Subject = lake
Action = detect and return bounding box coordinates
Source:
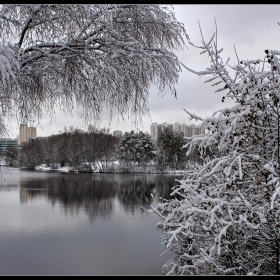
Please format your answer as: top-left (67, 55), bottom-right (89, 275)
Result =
top-left (0, 167), bottom-right (183, 275)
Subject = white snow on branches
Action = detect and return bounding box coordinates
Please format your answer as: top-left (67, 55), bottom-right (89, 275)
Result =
top-left (0, 44), bottom-right (19, 87)
top-left (152, 21), bottom-right (280, 275)
top-left (0, 4), bottom-right (188, 125)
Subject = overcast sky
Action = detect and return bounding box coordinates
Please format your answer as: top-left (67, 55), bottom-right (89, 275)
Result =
top-left (7, 4), bottom-right (280, 139)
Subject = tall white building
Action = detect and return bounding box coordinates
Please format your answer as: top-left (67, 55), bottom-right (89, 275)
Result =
top-left (18, 123), bottom-right (37, 146)
top-left (150, 122), bottom-right (204, 144)
top-left (181, 123), bottom-right (196, 137)
top-left (150, 123), bottom-right (163, 145)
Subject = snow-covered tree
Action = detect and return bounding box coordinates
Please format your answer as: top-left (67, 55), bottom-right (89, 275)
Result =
top-left (157, 127), bottom-right (187, 170)
top-left (150, 22), bottom-right (280, 275)
top-left (0, 4), bottom-right (188, 131)
top-left (117, 130), bottom-right (157, 167)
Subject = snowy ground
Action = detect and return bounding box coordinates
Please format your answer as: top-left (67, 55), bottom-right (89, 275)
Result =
top-left (34, 163), bottom-right (190, 174)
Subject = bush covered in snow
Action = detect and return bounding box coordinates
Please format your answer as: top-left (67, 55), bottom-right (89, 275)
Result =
top-left (151, 22), bottom-right (280, 275)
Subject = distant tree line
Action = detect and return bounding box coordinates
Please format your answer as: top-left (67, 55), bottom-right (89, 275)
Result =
top-left (2, 126), bottom-right (206, 172)
top-left (16, 126), bottom-right (119, 172)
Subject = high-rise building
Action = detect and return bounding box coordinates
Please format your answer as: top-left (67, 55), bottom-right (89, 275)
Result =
top-left (150, 122), bottom-right (204, 145)
top-left (18, 123), bottom-right (37, 145)
top-left (150, 123), bottom-right (164, 145)
top-left (29, 127), bottom-right (37, 139)
top-left (181, 123), bottom-right (196, 137)
top-left (113, 130), bottom-right (123, 138)
top-left (19, 123), bottom-right (27, 146)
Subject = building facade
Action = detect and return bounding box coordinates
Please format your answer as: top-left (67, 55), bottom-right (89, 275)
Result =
top-left (0, 138), bottom-right (18, 152)
top-left (150, 123), bottom-right (164, 145)
top-left (113, 130), bottom-right (123, 138)
top-left (150, 122), bottom-right (204, 145)
top-left (18, 123), bottom-right (37, 146)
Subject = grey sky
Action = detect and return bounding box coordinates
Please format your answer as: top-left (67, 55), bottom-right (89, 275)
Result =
top-left (8, 4), bottom-right (280, 138)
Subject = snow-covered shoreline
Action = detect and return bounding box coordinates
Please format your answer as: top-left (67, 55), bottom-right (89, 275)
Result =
top-left (31, 163), bottom-right (188, 175)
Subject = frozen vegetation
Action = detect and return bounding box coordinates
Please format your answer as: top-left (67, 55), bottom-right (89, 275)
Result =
top-left (1, 4), bottom-right (280, 276)
top-left (148, 22), bottom-right (280, 275)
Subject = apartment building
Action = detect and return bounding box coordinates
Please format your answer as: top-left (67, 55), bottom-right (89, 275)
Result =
top-left (112, 130), bottom-right (123, 138)
top-left (150, 122), bottom-right (204, 144)
top-left (0, 138), bottom-right (18, 152)
top-left (18, 123), bottom-right (37, 146)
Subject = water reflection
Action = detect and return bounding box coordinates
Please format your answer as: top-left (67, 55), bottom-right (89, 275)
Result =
top-left (0, 169), bottom-right (183, 275)
top-left (19, 173), bottom-right (182, 222)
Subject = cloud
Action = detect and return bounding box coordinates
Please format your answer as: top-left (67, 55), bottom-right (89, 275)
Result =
top-left (8, 4), bottom-right (280, 138)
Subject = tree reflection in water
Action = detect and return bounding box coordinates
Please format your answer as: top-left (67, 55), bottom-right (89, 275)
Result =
top-left (19, 173), bottom-right (183, 222)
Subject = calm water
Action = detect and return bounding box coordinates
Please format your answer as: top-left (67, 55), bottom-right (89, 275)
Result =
top-left (0, 167), bottom-right (182, 275)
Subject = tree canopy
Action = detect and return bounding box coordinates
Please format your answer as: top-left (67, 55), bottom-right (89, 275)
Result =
top-left (157, 127), bottom-right (187, 170)
top-left (0, 4), bottom-right (188, 134)
top-left (117, 130), bottom-right (157, 166)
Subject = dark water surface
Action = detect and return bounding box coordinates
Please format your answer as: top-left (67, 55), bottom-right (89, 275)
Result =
top-left (0, 167), bottom-right (182, 275)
